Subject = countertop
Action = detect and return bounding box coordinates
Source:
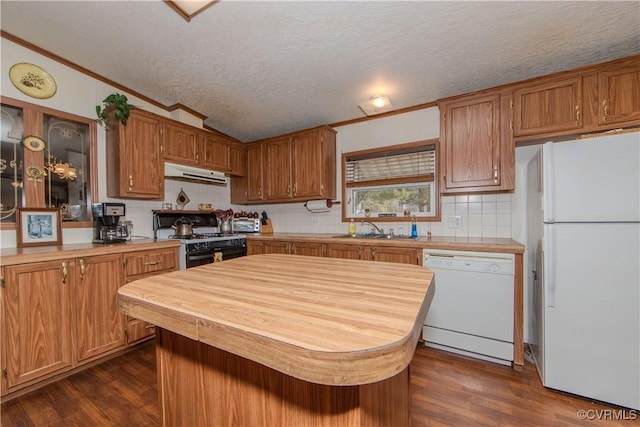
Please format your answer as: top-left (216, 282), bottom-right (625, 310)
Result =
top-left (118, 254), bottom-right (435, 386)
top-left (247, 233), bottom-right (525, 254)
top-left (0, 239), bottom-right (180, 266)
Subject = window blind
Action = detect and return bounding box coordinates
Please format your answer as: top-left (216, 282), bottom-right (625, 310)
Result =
top-left (345, 149), bottom-right (435, 184)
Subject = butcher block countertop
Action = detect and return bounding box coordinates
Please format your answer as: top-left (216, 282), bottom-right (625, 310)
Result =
top-left (118, 254), bottom-right (435, 386)
top-left (247, 233), bottom-right (525, 254)
top-left (0, 239), bottom-right (180, 266)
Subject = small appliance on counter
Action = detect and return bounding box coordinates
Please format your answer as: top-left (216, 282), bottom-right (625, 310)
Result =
top-left (232, 217), bottom-right (261, 233)
top-left (92, 202), bottom-right (129, 244)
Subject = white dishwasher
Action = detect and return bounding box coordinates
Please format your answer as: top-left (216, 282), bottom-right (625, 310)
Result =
top-left (422, 249), bottom-right (515, 366)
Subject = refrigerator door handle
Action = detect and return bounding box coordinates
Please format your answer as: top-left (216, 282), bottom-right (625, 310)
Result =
top-left (542, 142), bottom-right (555, 223)
top-left (545, 225), bottom-right (556, 307)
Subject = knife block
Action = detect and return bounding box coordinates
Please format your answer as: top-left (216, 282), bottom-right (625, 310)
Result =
top-left (261, 219), bottom-right (273, 234)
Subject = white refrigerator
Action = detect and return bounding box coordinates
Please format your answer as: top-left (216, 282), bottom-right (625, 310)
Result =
top-left (527, 131), bottom-right (640, 410)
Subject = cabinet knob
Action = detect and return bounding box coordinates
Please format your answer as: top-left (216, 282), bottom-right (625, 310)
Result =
top-left (79, 259), bottom-right (86, 280)
top-left (493, 165), bottom-right (499, 184)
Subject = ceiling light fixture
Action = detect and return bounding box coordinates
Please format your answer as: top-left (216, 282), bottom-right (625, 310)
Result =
top-left (166, 0), bottom-right (218, 22)
top-left (357, 95), bottom-right (394, 117)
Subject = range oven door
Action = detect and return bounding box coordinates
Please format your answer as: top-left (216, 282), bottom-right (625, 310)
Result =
top-left (184, 242), bottom-right (247, 269)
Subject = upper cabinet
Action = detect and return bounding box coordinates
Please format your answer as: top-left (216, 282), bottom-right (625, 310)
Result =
top-left (513, 77), bottom-right (583, 137)
top-left (163, 122), bottom-right (199, 165)
top-left (291, 128), bottom-right (336, 200)
top-left (229, 142), bottom-right (247, 177)
top-left (264, 136), bottom-right (292, 200)
top-left (106, 109), bottom-right (164, 199)
top-left (200, 131), bottom-right (231, 172)
top-left (511, 55), bottom-right (640, 141)
top-left (439, 90), bottom-right (514, 194)
top-left (597, 63), bottom-right (640, 126)
top-left (231, 126), bottom-right (336, 205)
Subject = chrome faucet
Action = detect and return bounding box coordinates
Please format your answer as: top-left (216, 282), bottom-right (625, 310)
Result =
top-left (361, 220), bottom-right (384, 235)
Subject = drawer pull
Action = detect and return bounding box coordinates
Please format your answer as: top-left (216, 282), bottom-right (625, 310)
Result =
top-left (79, 259), bottom-right (86, 280)
top-left (145, 324), bottom-right (156, 329)
top-left (61, 262), bottom-right (68, 284)
top-left (144, 260), bottom-right (161, 266)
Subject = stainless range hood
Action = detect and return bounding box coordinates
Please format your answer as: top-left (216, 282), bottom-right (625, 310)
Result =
top-left (164, 162), bottom-right (228, 185)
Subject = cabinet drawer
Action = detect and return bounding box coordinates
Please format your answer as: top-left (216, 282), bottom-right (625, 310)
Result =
top-left (124, 248), bottom-right (178, 277)
top-left (127, 319), bottom-right (155, 344)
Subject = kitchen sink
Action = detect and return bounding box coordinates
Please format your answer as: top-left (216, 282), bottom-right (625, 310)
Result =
top-left (331, 234), bottom-right (415, 240)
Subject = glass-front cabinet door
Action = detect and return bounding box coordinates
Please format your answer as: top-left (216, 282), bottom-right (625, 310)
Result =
top-left (44, 114), bottom-right (91, 222)
top-left (0, 104), bottom-right (24, 223)
top-left (1, 97), bottom-right (96, 226)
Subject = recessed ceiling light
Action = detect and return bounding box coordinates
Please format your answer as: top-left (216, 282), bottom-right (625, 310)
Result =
top-left (357, 95), bottom-right (394, 116)
top-left (166, 0), bottom-right (218, 21)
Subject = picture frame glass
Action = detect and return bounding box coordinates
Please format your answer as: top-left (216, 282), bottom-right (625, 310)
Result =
top-left (17, 208), bottom-right (62, 247)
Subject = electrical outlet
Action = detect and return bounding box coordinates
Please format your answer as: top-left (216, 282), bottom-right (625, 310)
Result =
top-left (311, 217), bottom-right (320, 227)
top-left (447, 215), bottom-right (462, 228)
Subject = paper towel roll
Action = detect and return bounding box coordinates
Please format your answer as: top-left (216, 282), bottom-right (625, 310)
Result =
top-left (305, 199), bottom-right (331, 213)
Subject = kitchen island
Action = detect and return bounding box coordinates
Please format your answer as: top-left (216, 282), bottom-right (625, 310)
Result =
top-left (118, 254), bottom-right (434, 426)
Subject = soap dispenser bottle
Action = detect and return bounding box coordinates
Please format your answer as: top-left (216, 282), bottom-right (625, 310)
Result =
top-left (411, 215), bottom-right (418, 238)
top-left (348, 218), bottom-right (356, 236)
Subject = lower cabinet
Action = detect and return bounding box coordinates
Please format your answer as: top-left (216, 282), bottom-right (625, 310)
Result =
top-left (290, 242), bottom-right (324, 257)
top-left (247, 239), bottom-right (419, 265)
top-left (123, 247), bottom-right (179, 344)
top-left (75, 254), bottom-right (126, 362)
top-left (366, 246), bottom-right (421, 265)
top-left (2, 260), bottom-right (74, 390)
top-left (0, 245), bottom-right (179, 398)
top-left (325, 243), bottom-right (363, 260)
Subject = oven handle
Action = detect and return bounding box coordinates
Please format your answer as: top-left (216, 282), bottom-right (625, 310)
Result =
top-left (187, 253), bottom-right (215, 261)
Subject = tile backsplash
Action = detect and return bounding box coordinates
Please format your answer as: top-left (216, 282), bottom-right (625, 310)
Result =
top-left (243, 193), bottom-right (512, 239)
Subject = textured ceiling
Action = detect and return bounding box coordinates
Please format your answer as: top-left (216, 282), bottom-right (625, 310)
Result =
top-left (1, 1), bottom-right (639, 142)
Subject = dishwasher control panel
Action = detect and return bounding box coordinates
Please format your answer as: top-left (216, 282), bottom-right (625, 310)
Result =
top-left (423, 249), bottom-right (514, 275)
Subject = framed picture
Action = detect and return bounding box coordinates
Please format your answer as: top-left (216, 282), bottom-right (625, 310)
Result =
top-left (16, 208), bottom-right (62, 248)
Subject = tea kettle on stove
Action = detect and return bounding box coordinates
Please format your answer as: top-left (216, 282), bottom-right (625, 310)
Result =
top-left (172, 217), bottom-right (194, 237)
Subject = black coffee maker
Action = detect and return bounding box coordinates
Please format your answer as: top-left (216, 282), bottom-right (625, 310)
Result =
top-left (91, 202), bottom-right (128, 243)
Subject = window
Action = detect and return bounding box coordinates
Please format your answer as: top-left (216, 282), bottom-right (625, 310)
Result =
top-left (342, 139), bottom-right (440, 222)
top-left (0, 97), bottom-right (97, 229)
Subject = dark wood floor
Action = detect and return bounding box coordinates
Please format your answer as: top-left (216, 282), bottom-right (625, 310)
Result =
top-left (1, 343), bottom-right (635, 426)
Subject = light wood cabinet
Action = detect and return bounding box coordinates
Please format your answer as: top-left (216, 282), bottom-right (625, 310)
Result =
top-left (124, 247), bottom-right (179, 344)
top-left (510, 55), bottom-right (639, 141)
top-left (232, 143), bottom-right (264, 203)
top-left (291, 127), bottom-right (336, 200)
top-left (229, 142), bottom-right (247, 176)
top-left (325, 243), bottom-right (363, 260)
top-left (163, 122), bottom-right (199, 166)
top-left (247, 240), bottom-right (265, 255)
top-left (106, 109), bottom-right (164, 199)
top-left (439, 90), bottom-right (514, 194)
top-left (200, 131), bottom-right (231, 172)
top-left (264, 136), bottom-right (292, 200)
top-left (2, 260), bottom-right (74, 389)
top-left (263, 240), bottom-right (290, 254)
top-left (367, 246), bottom-right (420, 265)
top-left (598, 64), bottom-right (640, 126)
top-left (231, 126), bottom-right (336, 204)
top-left (74, 254), bottom-right (126, 362)
top-left (513, 77), bottom-right (583, 137)
top-left (290, 241), bottom-right (324, 257)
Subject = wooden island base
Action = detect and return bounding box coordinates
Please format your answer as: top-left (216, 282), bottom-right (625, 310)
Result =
top-left (157, 329), bottom-right (410, 427)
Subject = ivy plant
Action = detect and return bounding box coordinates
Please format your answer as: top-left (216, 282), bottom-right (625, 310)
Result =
top-left (96, 93), bottom-right (135, 129)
